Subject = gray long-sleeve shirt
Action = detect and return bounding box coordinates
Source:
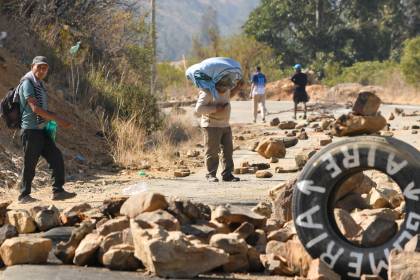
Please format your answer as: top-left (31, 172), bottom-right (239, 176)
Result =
top-left (195, 90), bottom-right (231, 128)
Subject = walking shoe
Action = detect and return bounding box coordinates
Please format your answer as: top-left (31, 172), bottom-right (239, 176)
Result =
top-left (206, 176), bottom-right (219, 183)
top-left (52, 190), bottom-right (77, 201)
top-left (222, 174), bottom-right (240, 182)
top-left (18, 195), bottom-right (38, 204)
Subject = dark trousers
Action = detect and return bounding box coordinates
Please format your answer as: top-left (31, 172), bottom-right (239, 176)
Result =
top-left (203, 126), bottom-right (234, 178)
top-left (20, 129), bottom-right (65, 197)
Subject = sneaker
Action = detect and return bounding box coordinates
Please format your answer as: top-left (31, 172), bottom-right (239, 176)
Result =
top-left (206, 176), bottom-right (219, 183)
top-left (18, 195), bottom-right (38, 204)
top-left (52, 190), bottom-right (77, 201)
top-left (222, 174), bottom-right (240, 182)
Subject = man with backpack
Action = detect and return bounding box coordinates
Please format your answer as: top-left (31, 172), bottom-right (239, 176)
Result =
top-left (17, 56), bottom-right (75, 203)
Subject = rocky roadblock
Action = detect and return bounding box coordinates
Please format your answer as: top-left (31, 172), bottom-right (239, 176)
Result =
top-left (1, 92), bottom-right (420, 279)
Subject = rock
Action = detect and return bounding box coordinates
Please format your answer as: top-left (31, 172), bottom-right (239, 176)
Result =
top-left (332, 114), bottom-right (387, 137)
top-left (320, 119), bottom-right (333, 130)
top-left (260, 253), bottom-right (295, 275)
top-left (270, 157), bottom-right (279, 163)
top-left (233, 222), bottom-right (255, 239)
top-left (334, 208), bottom-right (362, 239)
top-left (265, 239), bottom-right (312, 276)
top-left (361, 275), bottom-right (384, 280)
top-left (74, 233), bottom-right (103, 266)
top-left (404, 234), bottom-right (420, 252)
top-left (100, 197), bottom-right (128, 218)
top-left (295, 148), bottom-right (318, 169)
top-left (30, 205), bottom-right (61, 232)
top-left (352, 208), bottom-right (401, 225)
top-left (307, 259), bottom-right (340, 280)
top-left (210, 233), bottom-right (249, 272)
top-left (97, 216), bottom-right (129, 236)
top-left (0, 201), bottom-right (11, 226)
top-left (41, 226), bottom-right (74, 244)
top-left (270, 179), bottom-right (297, 224)
top-left (250, 162), bottom-right (271, 170)
top-left (361, 217), bottom-right (397, 247)
top-left (120, 192), bottom-right (169, 218)
top-left (256, 170), bottom-right (273, 178)
top-left (335, 192), bottom-right (370, 212)
top-left (0, 237), bottom-right (52, 266)
top-left (270, 118), bottom-right (280, 126)
top-left (62, 203), bottom-right (92, 217)
top-left (166, 198), bottom-right (210, 225)
top-left (275, 166), bottom-right (299, 173)
top-left (281, 137), bottom-right (299, 148)
top-left (334, 172), bottom-right (376, 201)
top-left (212, 205), bottom-right (266, 228)
top-left (131, 223), bottom-right (229, 278)
top-left (6, 210), bottom-right (36, 234)
top-left (174, 169), bottom-right (190, 177)
top-left (248, 246), bottom-right (264, 272)
top-left (256, 138), bottom-right (286, 159)
top-left (246, 229), bottom-right (267, 253)
top-left (367, 188), bottom-right (390, 208)
top-left (389, 113), bottom-right (395, 120)
top-left (134, 210), bottom-right (180, 231)
top-left (381, 131), bottom-right (394, 137)
top-left (60, 211), bottom-right (84, 226)
top-left (181, 223), bottom-right (216, 242)
top-left (352, 91), bottom-right (381, 116)
top-left (388, 250), bottom-right (420, 279)
top-left (251, 202), bottom-right (272, 218)
top-left (319, 138), bottom-right (332, 146)
top-left (250, 141), bottom-right (259, 151)
top-left (267, 221), bottom-right (296, 242)
top-left (102, 244), bottom-right (142, 271)
top-left (279, 121), bottom-right (297, 130)
top-left (413, 130), bottom-right (418, 135)
top-left (394, 107), bottom-right (404, 115)
top-left (54, 221), bottom-right (95, 264)
top-left (186, 150), bottom-right (199, 157)
top-left (297, 131), bottom-right (308, 140)
top-left (0, 225), bottom-right (18, 246)
top-left (286, 131), bottom-right (296, 137)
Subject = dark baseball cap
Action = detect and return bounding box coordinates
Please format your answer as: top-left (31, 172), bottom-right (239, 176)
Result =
top-left (32, 56), bottom-right (49, 65)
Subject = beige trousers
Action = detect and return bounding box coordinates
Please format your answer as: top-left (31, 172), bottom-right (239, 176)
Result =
top-left (253, 94), bottom-right (267, 121)
top-left (203, 127), bottom-right (234, 178)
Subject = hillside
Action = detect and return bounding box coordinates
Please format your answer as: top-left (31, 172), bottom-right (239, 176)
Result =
top-left (155, 0), bottom-right (260, 60)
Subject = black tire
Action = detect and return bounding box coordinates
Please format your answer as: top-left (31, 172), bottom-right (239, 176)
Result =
top-left (292, 136), bottom-right (420, 279)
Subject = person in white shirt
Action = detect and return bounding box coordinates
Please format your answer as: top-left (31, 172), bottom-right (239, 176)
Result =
top-left (249, 66), bottom-right (267, 123)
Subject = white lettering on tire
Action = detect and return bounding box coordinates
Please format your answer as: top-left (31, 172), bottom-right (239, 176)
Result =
top-left (368, 147), bottom-right (376, 167)
top-left (306, 232), bottom-right (329, 249)
top-left (320, 241), bottom-right (344, 269)
top-left (297, 180), bottom-right (326, 195)
top-left (387, 153), bottom-right (408, 175)
top-left (347, 252), bottom-right (363, 278)
top-left (322, 153), bottom-right (342, 178)
top-left (369, 249), bottom-right (389, 276)
top-left (295, 205), bottom-right (323, 229)
top-left (403, 182), bottom-right (420, 201)
top-left (341, 145), bottom-right (360, 169)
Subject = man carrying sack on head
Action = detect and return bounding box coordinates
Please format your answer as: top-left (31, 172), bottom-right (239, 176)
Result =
top-left (187, 57), bottom-right (243, 183)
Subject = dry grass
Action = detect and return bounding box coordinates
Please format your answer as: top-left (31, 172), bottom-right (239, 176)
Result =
top-left (106, 111), bottom-right (201, 168)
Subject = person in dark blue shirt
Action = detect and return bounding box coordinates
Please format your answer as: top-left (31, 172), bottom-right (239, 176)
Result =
top-left (250, 66), bottom-right (267, 123)
top-left (291, 64), bottom-right (309, 119)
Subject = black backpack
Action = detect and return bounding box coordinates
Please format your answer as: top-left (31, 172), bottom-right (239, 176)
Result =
top-left (0, 78), bottom-right (32, 129)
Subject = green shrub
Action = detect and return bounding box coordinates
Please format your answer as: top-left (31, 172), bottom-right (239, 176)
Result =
top-left (323, 60), bottom-right (398, 86)
top-left (401, 37), bottom-right (420, 86)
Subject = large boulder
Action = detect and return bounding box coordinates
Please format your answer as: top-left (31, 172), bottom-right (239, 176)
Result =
top-left (0, 225), bottom-right (18, 246)
top-left (256, 138), bottom-right (286, 159)
top-left (211, 205), bottom-right (266, 228)
top-left (166, 198), bottom-right (211, 225)
top-left (73, 233), bottom-right (103, 266)
top-left (332, 113), bottom-right (387, 137)
top-left (54, 221), bottom-right (95, 264)
top-left (120, 192), bottom-right (168, 218)
top-left (0, 237), bottom-right (52, 266)
top-left (102, 244), bottom-right (142, 271)
top-left (352, 91), bottom-right (381, 116)
top-left (307, 259), bottom-right (340, 280)
top-left (97, 216), bottom-right (129, 236)
top-left (270, 179), bottom-right (297, 224)
top-left (334, 172), bottom-right (376, 202)
top-left (334, 208), bottom-right (362, 240)
top-left (131, 220), bottom-right (229, 278)
top-left (209, 233), bottom-right (249, 272)
top-left (100, 196), bottom-right (128, 218)
top-left (0, 201), bottom-right (11, 226)
top-left (6, 210), bottom-right (36, 234)
top-left (134, 210), bottom-right (180, 231)
top-left (30, 205), bottom-right (61, 232)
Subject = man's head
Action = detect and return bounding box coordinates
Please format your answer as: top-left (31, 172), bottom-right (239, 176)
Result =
top-left (256, 66), bottom-right (261, 72)
top-left (31, 56), bottom-right (49, 81)
top-left (294, 64), bottom-right (302, 72)
top-left (215, 73), bottom-right (240, 94)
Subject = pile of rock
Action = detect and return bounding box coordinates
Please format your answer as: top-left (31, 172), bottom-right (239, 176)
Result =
top-left (332, 91), bottom-right (387, 137)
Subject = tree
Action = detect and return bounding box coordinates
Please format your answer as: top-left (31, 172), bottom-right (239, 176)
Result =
top-left (401, 36), bottom-right (420, 86)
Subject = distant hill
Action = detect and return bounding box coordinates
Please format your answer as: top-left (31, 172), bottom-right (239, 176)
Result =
top-left (155, 0), bottom-right (260, 61)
